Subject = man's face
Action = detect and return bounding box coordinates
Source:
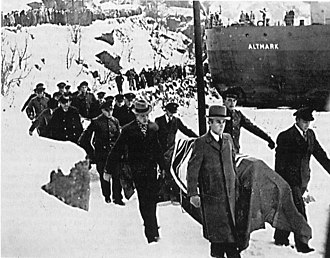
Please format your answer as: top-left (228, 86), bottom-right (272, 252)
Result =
top-left (136, 113), bottom-right (149, 125)
top-left (101, 108), bottom-right (113, 118)
top-left (165, 110), bottom-right (175, 119)
top-left (296, 118), bottom-right (310, 132)
top-left (60, 101), bottom-right (71, 112)
top-left (209, 118), bottom-right (226, 135)
top-left (116, 100), bottom-right (124, 107)
top-left (224, 97), bottom-right (237, 111)
top-left (125, 98), bottom-right (133, 107)
top-left (36, 91), bottom-right (44, 98)
top-left (81, 85), bottom-right (88, 93)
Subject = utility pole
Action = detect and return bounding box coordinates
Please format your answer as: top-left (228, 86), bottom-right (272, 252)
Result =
top-left (193, 1), bottom-right (206, 135)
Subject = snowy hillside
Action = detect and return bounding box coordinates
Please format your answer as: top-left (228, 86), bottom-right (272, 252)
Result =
top-left (2, 7), bottom-right (330, 258)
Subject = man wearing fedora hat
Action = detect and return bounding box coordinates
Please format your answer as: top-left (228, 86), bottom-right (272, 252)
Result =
top-left (26, 85), bottom-right (50, 121)
top-left (21, 83), bottom-right (51, 112)
top-left (78, 100), bottom-right (122, 204)
top-left (187, 105), bottom-right (241, 258)
top-left (273, 107), bottom-right (330, 253)
top-left (46, 94), bottom-right (83, 143)
top-left (223, 87), bottom-right (275, 154)
top-left (29, 98), bottom-right (58, 138)
top-left (155, 102), bottom-right (198, 203)
top-left (104, 99), bottom-right (165, 244)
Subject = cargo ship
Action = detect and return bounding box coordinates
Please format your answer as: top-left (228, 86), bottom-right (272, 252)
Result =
top-left (205, 4), bottom-right (330, 110)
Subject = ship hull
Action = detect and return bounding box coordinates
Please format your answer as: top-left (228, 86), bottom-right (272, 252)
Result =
top-left (206, 25), bottom-right (330, 110)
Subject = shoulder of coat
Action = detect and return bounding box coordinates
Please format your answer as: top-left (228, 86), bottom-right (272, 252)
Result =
top-left (148, 121), bottom-right (159, 131)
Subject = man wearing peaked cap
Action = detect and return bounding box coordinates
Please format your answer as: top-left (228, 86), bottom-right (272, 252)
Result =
top-left (113, 93), bottom-right (135, 126)
top-left (164, 102), bottom-right (179, 114)
top-left (124, 92), bottom-right (136, 101)
top-left (223, 87), bottom-right (275, 154)
top-left (104, 98), bottom-right (165, 243)
top-left (97, 91), bottom-right (106, 98)
top-left (73, 80), bottom-right (97, 119)
top-left (273, 106), bottom-right (330, 253)
top-left (53, 82), bottom-right (66, 100)
top-left (78, 95), bottom-right (121, 205)
top-left (293, 106), bottom-right (314, 121)
top-left (46, 93), bottom-right (83, 144)
top-left (155, 102), bottom-right (197, 203)
top-left (187, 105), bottom-right (241, 258)
top-left (89, 92), bottom-right (107, 119)
top-left (115, 94), bottom-right (124, 102)
top-left (99, 100), bottom-right (114, 110)
top-left (105, 96), bottom-right (114, 102)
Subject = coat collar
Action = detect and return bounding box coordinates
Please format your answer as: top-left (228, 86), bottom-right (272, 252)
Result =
top-left (205, 131), bottom-right (226, 151)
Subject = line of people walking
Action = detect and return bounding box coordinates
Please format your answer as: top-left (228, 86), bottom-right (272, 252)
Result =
top-left (23, 82), bottom-right (330, 255)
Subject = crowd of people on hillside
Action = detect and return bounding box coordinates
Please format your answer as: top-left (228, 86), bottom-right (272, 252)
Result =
top-left (1, 5), bottom-right (143, 28)
top-left (116, 64), bottom-right (192, 93)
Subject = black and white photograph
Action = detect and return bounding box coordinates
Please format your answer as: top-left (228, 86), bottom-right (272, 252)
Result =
top-left (1, 1), bottom-right (330, 257)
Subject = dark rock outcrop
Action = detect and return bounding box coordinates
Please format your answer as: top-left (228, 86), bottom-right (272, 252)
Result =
top-left (41, 160), bottom-right (90, 211)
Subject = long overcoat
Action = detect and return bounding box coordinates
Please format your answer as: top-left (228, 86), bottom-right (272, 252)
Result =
top-left (275, 125), bottom-right (330, 188)
top-left (78, 114), bottom-right (120, 163)
top-left (105, 120), bottom-right (165, 176)
top-left (187, 131), bottom-right (238, 243)
top-left (46, 106), bottom-right (83, 143)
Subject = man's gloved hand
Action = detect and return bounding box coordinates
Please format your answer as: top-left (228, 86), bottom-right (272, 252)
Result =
top-left (190, 195), bottom-right (201, 208)
top-left (268, 139), bottom-right (275, 149)
top-left (103, 171), bottom-right (111, 182)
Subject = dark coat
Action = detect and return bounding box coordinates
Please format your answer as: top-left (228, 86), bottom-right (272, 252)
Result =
top-left (113, 105), bottom-right (135, 127)
top-left (78, 114), bottom-right (120, 163)
top-left (224, 109), bottom-right (272, 153)
top-left (29, 108), bottom-right (54, 137)
top-left (89, 99), bottom-right (104, 119)
top-left (105, 120), bottom-right (165, 175)
top-left (275, 125), bottom-right (330, 188)
top-left (26, 96), bottom-right (49, 120)
top-left (187, 131), bottom-right (238, 243)
top-left (73, 92), bottom-right (97, 119)
top-left (155, 114), bottom-right (198, 153)
top-left (21, 92), bottom-right (51, 112)
top-left (46, 106), bottom-right (83, 143)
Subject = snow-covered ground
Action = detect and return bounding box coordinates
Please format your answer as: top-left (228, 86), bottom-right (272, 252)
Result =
top-left (2, 11), bottom-right (330, 258)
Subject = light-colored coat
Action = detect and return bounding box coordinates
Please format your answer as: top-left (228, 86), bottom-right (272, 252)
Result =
top-left (187, 131), bottom-right (238, 243)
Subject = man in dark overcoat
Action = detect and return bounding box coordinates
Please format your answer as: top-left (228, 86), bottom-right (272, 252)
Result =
top-left (115, 72), bottom-right (124, 94)
top-left (52, 82), bottom-right (66, 100)
top-left (155, 102), bottom-right (198, 202)
top-left (74, 81), bottom-right (97, 119)
top-left (104, 99), bottom-right (165, 244)
top-left (187, 105), bottom-right (241, 258)
top-left (273, 107), bottom-right (330, 253)
top-left (89, 91), bottom-right (106, 119)
top-left (113, 92), bottom-right (136, 127)
top-left (21, 83), bottom-right (51, 112)
top-left (46, 95), bottom-right (83, 144)
top-left (78, 100), bottom-right (122, 204)
top-left (26, 86), bottom-right (49, 120)
top-left (29, 98), bottom-right (58, 137)
top-left (223, 87), bottom-right (275, 154)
